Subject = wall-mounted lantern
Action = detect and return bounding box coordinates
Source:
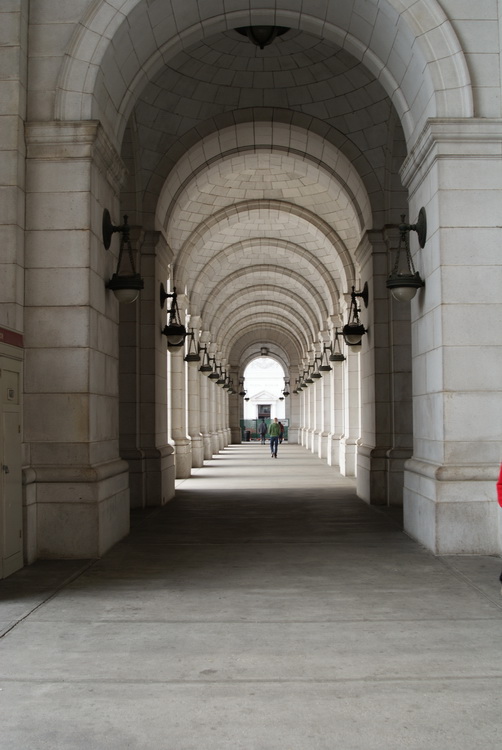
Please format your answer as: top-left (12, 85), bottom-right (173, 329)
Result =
top-left (102, 209), bottom-right (144, 303)
top-left (184, 329), bottom-right (201, 363)
top-left (342, 283), bottom-right (368, 347)
top-left (386, 209), bottom-right (426, 302)
top-left (160, 284), bottom-right (186, 347)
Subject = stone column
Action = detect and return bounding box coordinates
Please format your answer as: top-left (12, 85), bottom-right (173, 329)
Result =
top-left (169, 314), bottom-right (191, 478)
top-left (317, 339), bottom-right (332, 459)
top-left (186, 316), bottom-right (204, 468)
top-left (199, 333), bottom-right (213, 460)
top-left (24, 121), bottom-right (129, 558)
top-left (229, 365), bottom-right (241, 443)
top-left (339, 348), bottom-right (360, 477)
top-left (215, 353), bottom-right (226, 451)
top-left (355, 232), bottom-right (402, 506)
top-left (121, 231), bottom-right (175, 508)
top-left (327, 356), bottom-right (344, 467)
top-left (400, 119), bottom-right (502, 554)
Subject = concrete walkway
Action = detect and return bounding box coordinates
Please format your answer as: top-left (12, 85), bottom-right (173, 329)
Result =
top-left (1, 443), bottom-right (501, 749)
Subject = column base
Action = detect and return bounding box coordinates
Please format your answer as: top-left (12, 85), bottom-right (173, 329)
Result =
top-left (190, 435), bottom-right (204, 468)
top-left (202, 432), bottom-right (213, 460)
top-left (339, 438), bottom-right (357, 476)
top-left (404, 458), bottom-right (501, 554)
top-left (326, 433), bottom-right (341, 467)
top-left (173, 438), bottom-right (192, 479)
top-left (24, 459), bottom-right (130, 559)
top-left (230, 427), bottom-right (241, 444)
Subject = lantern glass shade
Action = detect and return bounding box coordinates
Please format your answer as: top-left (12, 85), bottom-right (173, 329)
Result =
top-left (343, 323), bottom-right (365, 345)
top-left (391, 285), bottom-right (418, 302)
top-left (162, 323), bottom-right (186, 346)
top-left (106, 273), bottom-right (144, 304)
top-left (111, 287), bottom-right (140, 304)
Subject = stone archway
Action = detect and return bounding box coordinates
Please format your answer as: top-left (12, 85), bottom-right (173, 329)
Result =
top-left (19, 0), bottom-right (502, 562)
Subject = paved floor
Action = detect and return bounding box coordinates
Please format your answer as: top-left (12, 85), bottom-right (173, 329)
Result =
top-left (1, 443), bottom-right (502, 749)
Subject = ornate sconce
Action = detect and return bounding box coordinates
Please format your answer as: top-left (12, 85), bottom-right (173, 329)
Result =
top-left (160, 284), bottom-right (186, 347)
top-left (386, 209), bottom-right (426, 302)
top-left (198, 345), bottom-right (213, 373)
top-left (208, 356), bottom-right (220, 380)
top-left (102, 210), bottom-right (144, 303)
top-left (282, 379), bottom-right (290, 397)
top-left (238, 377), bottom-right (247, 397)
top-left (342, 283), bottom-right (368, 347)
top-left (184, 329), bottom-right (201, 363)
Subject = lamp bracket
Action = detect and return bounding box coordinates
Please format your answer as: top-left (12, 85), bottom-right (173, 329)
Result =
top-left (160, 282), bottom-right (176, 309)
top-left (399, 207), bottom-right (427, 248)
top-left (352, 281), bottom-right (369, 308)
top-left (102, 208), bottom-right (130, 250)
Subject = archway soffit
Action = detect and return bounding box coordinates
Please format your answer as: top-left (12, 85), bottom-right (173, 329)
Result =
top-left (55, 0), bottom-right (472, 149)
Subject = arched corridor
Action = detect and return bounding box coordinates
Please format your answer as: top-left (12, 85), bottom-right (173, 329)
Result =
top-left (1, 444), bottom-right (501, 748)
top-left (1, 0), bottom-right (501, 580)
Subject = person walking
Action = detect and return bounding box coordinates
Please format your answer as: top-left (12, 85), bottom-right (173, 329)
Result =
top-left (269, 417), bottom-right (281, 458)
top-left (278, 421), bottom-right (284, 444)
top-left (258, 419), bottom-right (267, 444)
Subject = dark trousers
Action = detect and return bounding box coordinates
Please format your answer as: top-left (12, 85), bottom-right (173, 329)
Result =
top-left (270, 436), bottom-right (279, 455)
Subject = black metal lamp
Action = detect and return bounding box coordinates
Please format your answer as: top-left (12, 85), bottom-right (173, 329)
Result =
top-left (103, 210), bottom-right (144, 303)
top-left (282, 379), bottom-right (290, 397)
top-left (238, 378), bottom-right (247, 397)
top-left (328, 328), bottom-right (346, 363)
top-left (208, 357), bottom-right (220, 380)
top-left (311, 355), bottom-right (322, 379)
top-left (343, 283), bottom-right (368, 346)
top-left (319, 345), bottom-right (333, 372)
top-left (386, 209), bottom-right (426, 302)
top-left (198, 345), bottom-right (213, 373)
top-left (160, 284), bottom-right (186, 347)
top-left (184, 329), bottom-right (201, 362)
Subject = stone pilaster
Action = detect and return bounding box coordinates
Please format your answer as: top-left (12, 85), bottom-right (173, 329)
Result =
top-left (400, 119), bottom-right (502, 553)
top-left (169, 343), bottom-right (191, 479)
top-left (24, 121), bottom-right (130, 558)
top-left (186, 316), bottom-right (204, 468)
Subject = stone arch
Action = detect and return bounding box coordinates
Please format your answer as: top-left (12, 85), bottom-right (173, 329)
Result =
top-left (174, 200), bottom-right (356, 296)
top-left (55, 0), bottom-right (472, 150)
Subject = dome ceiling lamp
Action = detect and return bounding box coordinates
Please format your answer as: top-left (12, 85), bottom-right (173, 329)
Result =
top-left (102, 209), bottom-right (144, 304)
top-left (386, 209), bottom-right (426, 302)
top-left (235, 25), bottom-right (289, 49)
top-left (342, 283), bottom-right (369, 348)
top-left (160, 284), bottom-right (187, 347)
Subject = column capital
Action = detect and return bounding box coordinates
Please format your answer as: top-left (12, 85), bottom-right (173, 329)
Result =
top-left (25, 120), bottom-right (126, 193)
top-left (401, 117), bottom-right (502, 190)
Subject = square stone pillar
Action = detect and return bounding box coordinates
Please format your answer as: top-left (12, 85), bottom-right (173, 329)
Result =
top-left (229, 365), bottom-right (241, 443)
top-left (356, 232), bottom-right (412, 506)
top-left (186, 317), bottom-right (204, 468)
top-left (401, 119), bottom-right (502, 554)
top-left (135, 233), bottom-right (175, 505)
top-left (24, 122), bottom-right (130, 558)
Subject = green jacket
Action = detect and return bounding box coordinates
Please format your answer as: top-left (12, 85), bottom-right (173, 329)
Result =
top-left (269, 422), bottom-right (281, 436)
